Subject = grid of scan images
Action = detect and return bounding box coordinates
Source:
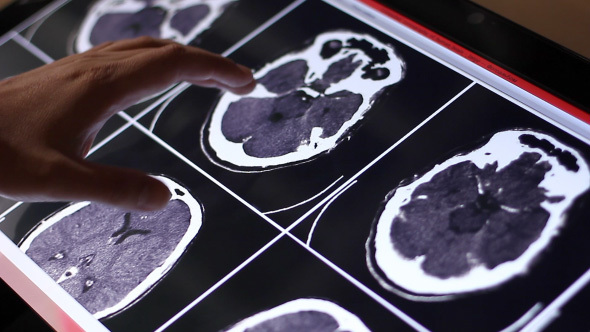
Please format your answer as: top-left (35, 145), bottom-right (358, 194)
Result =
top-left (1, 1), bottom-right (590, 331)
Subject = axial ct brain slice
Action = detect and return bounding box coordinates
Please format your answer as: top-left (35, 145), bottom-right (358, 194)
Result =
top-left (367, 130), bottom-right (590, 297)
top-left (223, 298), bottom-right (371, 332)
top-left (75, 0), bottom-right (236, 53)
top-left (204, 31), bottom-right (405, 170)
top-left (19, 176), bottom-right (203, 319)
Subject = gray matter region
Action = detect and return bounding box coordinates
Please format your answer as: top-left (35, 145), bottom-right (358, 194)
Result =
top-left (90, 7), bottom-right (166, 45)
top-left (89, 5), bottom-right (210, 46)
top-left (389, 152), bottom-right (557, 279)
top-left (170, 5), bottom-right (210, 36)
top-left (258, 56), bottom-right (361, 95)
top-left (220, 57), bottom-right (365, 158)
top-left (24, 199), bottom-right (191, 314)
top-left (240, 311), bottom-right (350, 332)
top-left (258, 60), bottom-right (307, 95)
top-left (221, 90), bottom-right (362, 158)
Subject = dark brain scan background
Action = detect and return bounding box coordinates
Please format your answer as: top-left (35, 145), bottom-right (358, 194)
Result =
top-left (203, 30), bottom-right (405, 171)
top-left (367, 129), bottom-right (590, 298)
top-left (75, 0), bottom-right (236, 53)
top-left (18, 176), bottom-right (203, 319)
top-left (223, 298), bottom-right (371, 332)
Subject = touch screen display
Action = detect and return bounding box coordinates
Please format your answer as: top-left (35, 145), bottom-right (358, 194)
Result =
top-left (0, 0), bottom-right (589, 331)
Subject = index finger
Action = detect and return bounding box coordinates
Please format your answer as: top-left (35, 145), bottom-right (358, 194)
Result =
top-left (130, 43), bottom-right (254, 90)
top-left (101, 42), bottom-right (255, 109)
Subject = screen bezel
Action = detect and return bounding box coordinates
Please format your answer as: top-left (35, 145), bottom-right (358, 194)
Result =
top-left (0, 0), bottom-right (55, 33)
top-left (373, 0), bottom-right (590, 114)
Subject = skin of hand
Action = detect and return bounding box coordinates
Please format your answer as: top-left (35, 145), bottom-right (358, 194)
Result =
top-left (0, 36), bottom-right (256, 211)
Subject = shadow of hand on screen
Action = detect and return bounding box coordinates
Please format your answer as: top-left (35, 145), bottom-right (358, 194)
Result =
top-left (0, 36), bottom-right (255, 211)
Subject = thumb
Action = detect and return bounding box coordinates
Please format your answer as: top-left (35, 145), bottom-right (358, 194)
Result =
top-left (45, 158), bottom-right (171, 211)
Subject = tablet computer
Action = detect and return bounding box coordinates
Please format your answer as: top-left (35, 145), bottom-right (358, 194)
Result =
top-left (0, 0), bottom-right (589, 331)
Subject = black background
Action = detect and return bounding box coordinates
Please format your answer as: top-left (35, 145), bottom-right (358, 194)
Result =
top-left (544, 282), bottom-right (590, 331)
top-left (0, 39), bottom-right (44, 79)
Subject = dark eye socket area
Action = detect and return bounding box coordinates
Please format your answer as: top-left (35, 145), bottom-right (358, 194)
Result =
top-left (362, 67), bottom-right (390, 81)
top-left (320, 40), bottom-right (343, 59)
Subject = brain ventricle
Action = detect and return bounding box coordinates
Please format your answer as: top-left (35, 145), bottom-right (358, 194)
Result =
top-left (20, 176), bottom-right (203, 318)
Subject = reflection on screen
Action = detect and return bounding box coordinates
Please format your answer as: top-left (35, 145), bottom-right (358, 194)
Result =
top-left (18, 176), bottom-right (203, 319)
top-left (367, 129), bottom-right (590, 298)
top-left (75, 0), bottom-right (236, 53)
top-left (203, 30), bottom-right (405, 171)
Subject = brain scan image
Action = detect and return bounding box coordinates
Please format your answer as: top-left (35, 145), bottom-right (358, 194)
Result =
top-left (366, 129), bottom-right (590, 298)
top-left (19, 176), bottom-right (203, 319)
top-left (75, 0), bottom-right (236, 53)
top-left (223, 298), bottom-right (371, 332)
top-left (203, 30), bottom-right (405, 171)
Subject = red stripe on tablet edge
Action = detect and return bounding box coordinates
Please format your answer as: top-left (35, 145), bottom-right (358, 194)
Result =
top-left (359, 0), bottom-right (590, 124)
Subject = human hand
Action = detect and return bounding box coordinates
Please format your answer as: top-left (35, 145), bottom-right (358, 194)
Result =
top-left (0, 36), bottom-right (255, 211)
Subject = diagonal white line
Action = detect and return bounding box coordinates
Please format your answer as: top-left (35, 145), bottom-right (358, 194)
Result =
top-left (22, 14), bottom-right (50, 41)
top-left (221, 0), bottom-right (306, 57)
top-left (285, 81), bottom-right (476, 234)
top-left (154, 232), bottom-right (286, 332)
top-left (87, 118), bottom-right (134, 157)
top-left (500, 303), bottom-right (544, 332)
top-left (0, 30), bottom-right (17, 47)
top-left (134, 82), bottom-right (191, 124)
top-left (117, 112), bottom-right (285, 233)
top-left (263, 176), bottom-right (344, 215)
top-left (0, 202), bottom-right (23, 223)
top-left (12, 32), bottom-right (54, 64)
top-left (157, 78), bottom-right (473, 330)
top-left (289, 232), bottom-right (432, 332)
top-left (521, 267), bottom-right (590, 332)
top-left (306, 180), bottom-right (356, 245)
top-left (0, 0), bottom-right (71, 47)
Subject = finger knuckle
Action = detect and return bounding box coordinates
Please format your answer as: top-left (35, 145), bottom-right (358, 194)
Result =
top-left (159, 43), bottom-right (187, 59)
top-left (91, 41), bottom-right (113, 50)
top-left (133, 35), bottom-right (158, 45)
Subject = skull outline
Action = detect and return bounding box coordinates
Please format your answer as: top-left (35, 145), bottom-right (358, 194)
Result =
top-left (204, 30), bottom-right (406, 171)
top-left (223, 298), bottom-right (371, 332)
top-left (75, 0), bottom-right (236, 53)
top-left (19, 176), bottom-right (203, 319)
top-left (366, 129), bottom-right (590, 300)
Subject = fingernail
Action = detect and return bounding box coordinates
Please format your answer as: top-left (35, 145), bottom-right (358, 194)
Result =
top-left (137, 181), bottom-right (171, 211)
